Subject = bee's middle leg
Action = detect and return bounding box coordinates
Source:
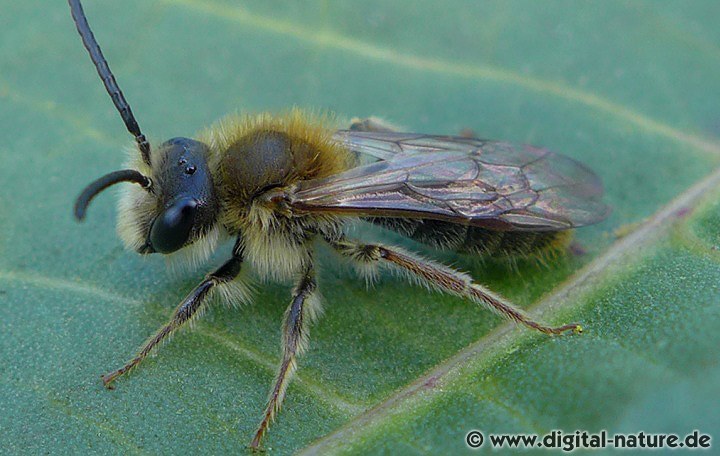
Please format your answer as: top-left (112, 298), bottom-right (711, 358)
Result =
top-left (251, 263), bottom-right (319, 449)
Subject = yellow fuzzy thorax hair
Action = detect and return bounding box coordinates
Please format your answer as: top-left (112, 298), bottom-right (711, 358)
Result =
top-left (198, 108), bottom-right (353, 172)
top-left (197, 108), bottom-right (355, 233)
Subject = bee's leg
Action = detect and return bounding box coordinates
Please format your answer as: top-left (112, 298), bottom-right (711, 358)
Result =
top-left (101, 246), bottom-right (245, 388)
top-left (348, 116), bottom-right (401, 132)
top-left (328, 238), bottom-right (581, 335)
top-left (251, 265), bottom-right (319, 449)
top-left (349, 117), bottom-right (478, 138)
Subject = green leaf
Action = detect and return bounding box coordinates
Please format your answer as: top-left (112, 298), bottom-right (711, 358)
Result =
top-left (2, 1), bottom-right (719, 454)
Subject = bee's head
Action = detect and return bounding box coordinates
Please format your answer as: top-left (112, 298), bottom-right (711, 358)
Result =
top-left (75, 137), bottom-right (219, 255)
top-left (69, 1), bottom-right (219, 257)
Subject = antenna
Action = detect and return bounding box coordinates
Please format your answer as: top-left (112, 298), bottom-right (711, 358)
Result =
top-left (68, 0), bottom-right (152, 165)
top-left (74, 170), bottom-right (152, 220)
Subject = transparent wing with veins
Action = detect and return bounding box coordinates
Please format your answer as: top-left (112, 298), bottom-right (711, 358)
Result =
top-left (289, 131), bottom-right (609, 231)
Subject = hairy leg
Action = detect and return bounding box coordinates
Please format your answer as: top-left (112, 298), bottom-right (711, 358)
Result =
top-left (327, 237), bottom-right (580, 335)
top-left (102, 245), bottom-right (245, 387)
top-left (251, 264), bottom-right (320, 449)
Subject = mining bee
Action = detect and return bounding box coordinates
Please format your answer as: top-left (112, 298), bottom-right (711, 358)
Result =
top-left (68, 0), bottom-right (609, 448)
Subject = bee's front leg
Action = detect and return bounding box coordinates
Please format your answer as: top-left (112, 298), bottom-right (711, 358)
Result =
top-left (101, 240), bottom-right (245, 387)
top-left (251, 263), bottom-right (319, 449)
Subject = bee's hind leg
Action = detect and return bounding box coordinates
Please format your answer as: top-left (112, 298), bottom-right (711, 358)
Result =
top-left (101, 243), bottom-right (245, 388)
top-left (348, 116), bottom-right (401, 132)
top-left (327, 236), bottom-right (581, 336)
top-left (349, 117), bottom-right (480, 138)
top-left (251, 263), bottom-right (320, 449)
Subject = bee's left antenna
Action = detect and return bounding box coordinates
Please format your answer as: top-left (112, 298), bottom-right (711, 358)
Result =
top-left (68, 0), bottom-right (152, 166)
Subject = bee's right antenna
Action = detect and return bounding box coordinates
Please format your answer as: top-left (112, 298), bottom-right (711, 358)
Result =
top-left (68, 0), bottom-right (151, 166)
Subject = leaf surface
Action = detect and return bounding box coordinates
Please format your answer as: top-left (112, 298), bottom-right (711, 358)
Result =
top-left (1, 1), bottom-right (719, 454)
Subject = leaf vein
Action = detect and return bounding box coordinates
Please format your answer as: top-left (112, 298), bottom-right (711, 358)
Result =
top-left (3, 380), bottom-right (149, 456)
top-left (196, 329), bottom-right (366, 415)
top-left (169, 0), bottom-right (720, 156)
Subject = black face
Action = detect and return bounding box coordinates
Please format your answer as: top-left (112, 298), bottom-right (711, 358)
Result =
top-left (145, 137), bottom-right (218, 254)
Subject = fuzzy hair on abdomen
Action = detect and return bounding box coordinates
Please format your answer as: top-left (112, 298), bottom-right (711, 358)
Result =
top-left (369, 217), bottom-right (572, 262)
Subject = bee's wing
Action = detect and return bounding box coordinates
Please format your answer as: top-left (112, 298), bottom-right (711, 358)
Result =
top-left (332, 130), bottom-right (439, 160)
top-left (292, 132), bottom-right (609, 231)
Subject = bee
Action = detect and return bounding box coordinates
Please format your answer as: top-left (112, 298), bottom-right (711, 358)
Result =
top-left (68, 0), bottom-right (609, 449)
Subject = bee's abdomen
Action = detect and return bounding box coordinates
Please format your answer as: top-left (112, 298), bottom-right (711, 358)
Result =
top-left (369, 217), bottom-right (571, 261)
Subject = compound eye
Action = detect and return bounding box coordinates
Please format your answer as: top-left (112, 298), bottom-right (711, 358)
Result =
top-left (149, 197), bottom-right (198, 254)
